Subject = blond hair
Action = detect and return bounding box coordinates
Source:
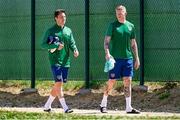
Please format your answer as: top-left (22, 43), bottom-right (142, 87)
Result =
top-left (115, 5), bottom-right (127, 13)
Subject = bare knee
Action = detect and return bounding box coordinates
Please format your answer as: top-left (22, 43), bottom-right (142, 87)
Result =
top-left (123, 77), bottom-right (131, 86)
top-left (104, 79), bottom-right (116, 95)
top-left (51, 82), bottom-right (63, 97)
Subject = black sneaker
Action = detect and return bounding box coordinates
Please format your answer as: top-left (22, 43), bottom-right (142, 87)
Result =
top-left (100, 107), bottom-right (107, 113)
top-left (44, 108), bottom-right (51, 112)
top-left (65, 109), bottom-right (73, 113)
top-left (126, 108), bottom-right (140, 114)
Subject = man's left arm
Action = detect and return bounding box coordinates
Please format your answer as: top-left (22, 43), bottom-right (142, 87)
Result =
top-left (69, 32), bottom-right (79, 58)
top-left (131, 39), bottom-right (140, 70)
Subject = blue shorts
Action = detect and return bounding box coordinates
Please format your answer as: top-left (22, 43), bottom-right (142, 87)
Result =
top-left (109, 58), bottom-right (133, 79)
top-left (51, 64), bottom-right (69, 83)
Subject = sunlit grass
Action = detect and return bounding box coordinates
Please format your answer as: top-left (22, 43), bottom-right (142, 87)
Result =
top-left (0, 80), bottom-right (179, 94)
top-left (0, 110), bottom-right (179, 120)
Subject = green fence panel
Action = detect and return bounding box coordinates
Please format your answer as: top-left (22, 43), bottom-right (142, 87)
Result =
top-left (0, 0), bottom-right (31, 80)
top-left (0, 0), bottom-right (179, 82)
top-left (144, 0), bottom-right (180, 81)
top-left (89, 0), bottom-right (140, 80)
top-left (35, 0), bottom-right (85, 80)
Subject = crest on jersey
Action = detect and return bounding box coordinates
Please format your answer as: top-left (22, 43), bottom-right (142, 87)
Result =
top-left (127, 25), bottom-right (132, 31)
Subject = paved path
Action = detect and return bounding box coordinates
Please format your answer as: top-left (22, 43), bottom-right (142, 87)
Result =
top-left (0, 107), bottom-right (180, 117)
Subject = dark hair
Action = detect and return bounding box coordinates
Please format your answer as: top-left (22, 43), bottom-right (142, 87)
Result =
top-left (54, 9), bottom-right (66, 18)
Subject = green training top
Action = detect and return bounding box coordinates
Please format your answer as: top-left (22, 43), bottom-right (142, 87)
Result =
top-left (41, 24), bottom-right (78, 67)
top-left (106, 20), bottom-right (136, 59)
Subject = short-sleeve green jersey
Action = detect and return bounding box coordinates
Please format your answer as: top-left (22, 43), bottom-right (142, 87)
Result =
top-left (41, 24), bottom-right (78, 67)
top-left (106, 20), bottom-right (136, 59)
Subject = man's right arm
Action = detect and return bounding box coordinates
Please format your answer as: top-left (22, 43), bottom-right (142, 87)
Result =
top-left (104, 36), bottom-right (111, 60)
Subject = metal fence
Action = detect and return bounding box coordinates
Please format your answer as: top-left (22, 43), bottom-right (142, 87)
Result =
top-left (0, 0), bottom-right (179, 84)
top-left (144, 0), bottom-right (180, 81)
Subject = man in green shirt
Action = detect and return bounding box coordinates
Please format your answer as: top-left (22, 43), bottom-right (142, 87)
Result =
top-left (41, 9), bottom-right (79, 113)
top-left (100, 5), bottom-right (140, 114)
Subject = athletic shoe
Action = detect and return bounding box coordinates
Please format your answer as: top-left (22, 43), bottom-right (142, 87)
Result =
top-left (100, 107), bottom-right (107, 113)
top-left (44, 108), bottom-right (51, 112)
top-left (126, 108), bottom-right (140, 114)
top-left (65, 109), bottom-right (73, 113)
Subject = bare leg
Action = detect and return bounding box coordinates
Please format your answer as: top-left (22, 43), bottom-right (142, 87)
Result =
top-left (50, 82), bottom-right (63, 97)
top-left (123, 77), bottom-right (133, 112)
top-left (104, 79), bottom-right (116, 96)
top-left (100, 79), bottom-right (116, 109)
top-left (44, 82), bottom-right (62, 110)
top-left (123, 77), bottom-right (140, 114)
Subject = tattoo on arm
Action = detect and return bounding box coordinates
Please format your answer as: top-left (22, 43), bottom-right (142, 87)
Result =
top-left (104, 37), bottom-right (110, 49)
top-left (104, 41), bottom-right (109, 49)
top-left (104, 36), bottom-right (111, 53)
top-left (131, 39), bottom-right (139, 59)
top-left (124, 86), bottom-right (131, 97)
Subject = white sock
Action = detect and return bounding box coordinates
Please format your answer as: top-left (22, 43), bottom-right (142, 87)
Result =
top-left (125, 97), bottom-right (133, 112)
top-left (100, 95), bottom-right (108, 107)
top-left (59, 98), bottom-right (69, 111)
top-left (44, 95), bottom-right (55, 109)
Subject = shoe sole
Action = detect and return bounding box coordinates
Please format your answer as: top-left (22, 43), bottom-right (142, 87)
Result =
top-left (100, 107), bottom-right (107, 113)
top-left (44, 109), bottom-right (51, 112)
top-left (65, 109), bottom-right (73, 113)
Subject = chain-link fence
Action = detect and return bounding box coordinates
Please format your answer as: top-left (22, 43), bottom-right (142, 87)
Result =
top-left (35, 0), bottom-right (85, 80)
top-left (0, 0), bottom-right (31, 79)
top-left (144, 0), bottom-right (180, 81)
top-left (0, 0), bottom-right (179, 82)
top-left (89, 0), bottom-right (140, 81)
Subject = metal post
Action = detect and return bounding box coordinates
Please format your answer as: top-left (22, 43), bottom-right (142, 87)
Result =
top-left (140, 0), bottom-right (144, 86)
top-left (31, 0), bottom-right (35, 88)
top-left (85, 0), bottom-right (90, 88)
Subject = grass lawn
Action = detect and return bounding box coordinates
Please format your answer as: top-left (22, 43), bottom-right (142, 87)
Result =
top-left (0, 110), bottom-right (179, 120)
